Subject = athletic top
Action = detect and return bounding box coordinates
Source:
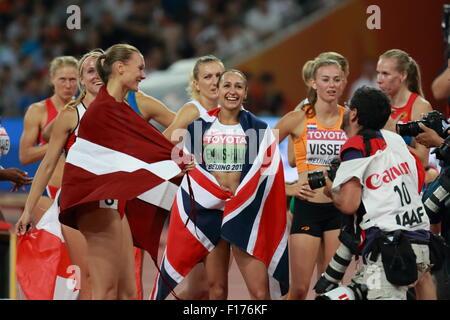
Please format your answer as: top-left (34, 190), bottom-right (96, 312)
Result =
top-left (294, 105), bottom-right (347, 172)
top-left (37, 98), bottom-right (58, 146)
top-left (126, 91), bottom-right (143, 117)
top-left (203, 119), bottom-right (247, 172)
top-left (63, 103), bottom-right (87, 155)
top-left (390, 93), bottom-right (419, 123)
top-left (333, 129), bottom-right (429, 232)
top-left (189, 100), bottom-right (210, 119)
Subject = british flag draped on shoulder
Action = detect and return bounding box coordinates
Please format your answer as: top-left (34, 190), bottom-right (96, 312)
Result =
top-left (59, 86), bottom-right (187, 263)
top-left (151, 107), bottom-right (289, 300)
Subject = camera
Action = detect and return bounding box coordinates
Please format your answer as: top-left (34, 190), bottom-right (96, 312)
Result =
top-left (396, 110), bottom-right (446, 137)
top-left (314, 242), bottom-right (367, 301)
top-left (314, 219), bottom-right (362, 292)
top-left (314, 243), bottom-right (353, 294)
top-left (424, 166), bottom-right (450, 219)
top-left (315, 281), bottom-right (367, 300)
top-left (434, 135), bottom-right (450, 164)
top-left (307, 158), bottom-right (340, 190)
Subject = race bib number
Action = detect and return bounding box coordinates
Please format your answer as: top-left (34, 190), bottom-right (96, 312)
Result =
top-left (306, 129), bottom-right (346, 166)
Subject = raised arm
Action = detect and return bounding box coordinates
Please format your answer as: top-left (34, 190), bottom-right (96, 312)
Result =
top-left (19, 102), bottom-right (48, 165)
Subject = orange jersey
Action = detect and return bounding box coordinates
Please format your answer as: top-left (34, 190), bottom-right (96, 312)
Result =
top-left (294, 105), bottom-right (347, 173)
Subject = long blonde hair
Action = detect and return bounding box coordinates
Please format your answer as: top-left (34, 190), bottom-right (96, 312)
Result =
top-left (380, 49), bottom-right (424, 97)
top-left (66, 49), bottom-right (104, 109)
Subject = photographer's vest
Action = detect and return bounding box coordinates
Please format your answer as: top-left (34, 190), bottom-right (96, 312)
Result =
top-left (333, 129), bottom-right (430, 232)
top-left (294, 105), bottom-right (347, 173)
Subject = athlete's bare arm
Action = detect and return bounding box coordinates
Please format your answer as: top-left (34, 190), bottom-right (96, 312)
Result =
top-left (135, 91), bottom-right (175, 127)
top-left (16, 108), bottom-right (77, 234)
top-left (431, 59), bottom-right (450, 100)
top-left (273, 109), bottom-right (305, 144)
top-left (42, 119), bottom-right (56, 143)
top-left (163, 103), bottom-right (200, 144)
top-left (19, 101), bottom-right (48, 165)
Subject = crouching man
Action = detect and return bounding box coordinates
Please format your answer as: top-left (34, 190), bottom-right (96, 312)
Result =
top-left (324, 86), bottom-right (432, 300)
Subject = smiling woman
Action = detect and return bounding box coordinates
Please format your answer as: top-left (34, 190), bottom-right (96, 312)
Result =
top-left (153, 69), bottom-right (289, 301)
top-left (16, 49), bottom-right (104, 300)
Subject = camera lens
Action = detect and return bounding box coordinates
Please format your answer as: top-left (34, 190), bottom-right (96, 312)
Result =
top-left (308, 171), bottom-right (326, 190)
top-left (396, 121), bottom-right (422, 137)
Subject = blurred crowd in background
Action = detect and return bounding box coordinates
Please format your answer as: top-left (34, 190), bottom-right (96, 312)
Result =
top-left (0, 0), bottom-right (340, 117)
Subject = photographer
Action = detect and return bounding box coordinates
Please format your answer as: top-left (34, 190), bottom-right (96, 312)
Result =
top-left (324, 86), bottom-right (432, 300)
top-left (415, 122), bottom-right (450, 300)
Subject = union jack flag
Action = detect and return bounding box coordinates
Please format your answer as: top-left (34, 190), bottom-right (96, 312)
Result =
top-left (151, 108), bottom-right (289, 300)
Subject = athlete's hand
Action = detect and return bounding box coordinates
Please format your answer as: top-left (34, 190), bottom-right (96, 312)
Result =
top-left (296, 182), bottom-right (316, 200)
top-left (175, 155), bottom-right (195, 178)
top-left (15, 210), bottom-right (34, 236)
top-left (183, 155), bottom-right (195, 172)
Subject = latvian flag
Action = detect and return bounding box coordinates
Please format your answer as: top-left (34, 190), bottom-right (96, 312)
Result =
top-left (59, 86), bottom-right (187, 267)
top-left (16, 193), bottom-right (79, 300)
top-left (151, 108), bottom-right (289, 300)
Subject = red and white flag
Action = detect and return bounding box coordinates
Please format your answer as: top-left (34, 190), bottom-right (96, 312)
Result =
top-left (59, 86), bottom-right (186, 278)
top-left (16, 196), bottom-right (79, 300)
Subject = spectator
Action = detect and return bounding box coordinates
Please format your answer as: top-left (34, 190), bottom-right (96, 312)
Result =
top-left (245, 0), bottom-right (282, 40)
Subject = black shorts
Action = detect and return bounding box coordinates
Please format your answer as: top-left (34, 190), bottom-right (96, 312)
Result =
top-left (290, 198), bottom-right (343, 237)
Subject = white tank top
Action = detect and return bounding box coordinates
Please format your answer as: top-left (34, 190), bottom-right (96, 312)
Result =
top-left (332, 130), bottom-right (430, 232)
top-left (189, 100), bottom-right (209, 119)
top-left (203, 119), bottom-right (247, 172)
top-left (74, 102), bottom-right (87, 136)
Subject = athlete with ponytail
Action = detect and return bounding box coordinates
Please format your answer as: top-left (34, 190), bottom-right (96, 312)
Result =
top-left (377, 49), bottom-right (436, 300)
top-left (377, 49), bottom-right (433, 165)
top-left (16, 50), bottom-right (103, 299)
top-left (275, 58), bottom-right (347, 299)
